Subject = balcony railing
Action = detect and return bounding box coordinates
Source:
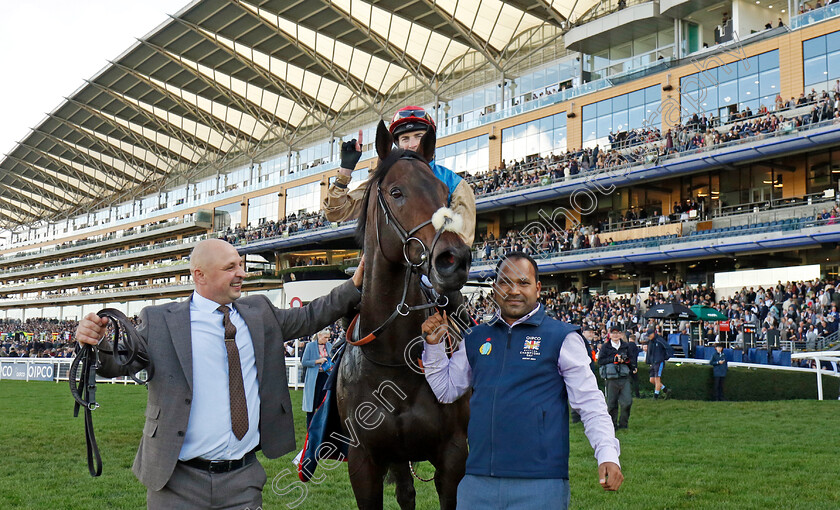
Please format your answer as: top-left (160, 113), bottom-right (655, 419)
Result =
top-left (790, 2), bottom-right (840, 29)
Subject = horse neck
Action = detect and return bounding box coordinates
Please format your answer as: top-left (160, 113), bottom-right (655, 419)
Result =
top-left (360, 249), bottom-right (426, 358)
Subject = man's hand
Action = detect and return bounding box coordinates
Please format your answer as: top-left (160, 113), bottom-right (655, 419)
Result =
top-left (339, 129), bottom-right (363, 175)
top-left (351, 257), bottom-right (365, 289)
top-left (598, 462), bottom-right (624, 491)
top-left (422, 311), bottom-right (449, 345)
top-left (75, 313), bottom-right (109, 346)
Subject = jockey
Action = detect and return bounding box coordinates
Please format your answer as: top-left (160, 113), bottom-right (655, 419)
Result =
top-left (323, 106), bottom-right (476, 245)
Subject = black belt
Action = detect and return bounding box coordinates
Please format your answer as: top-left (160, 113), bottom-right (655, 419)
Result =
top-left (182, 451), bottom-right (257, 474)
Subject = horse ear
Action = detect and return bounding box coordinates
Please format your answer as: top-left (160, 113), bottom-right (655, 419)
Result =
top-left (375, 120), bottom-right (392, 160)
top-left (416, 127), bottom-right (436, 163)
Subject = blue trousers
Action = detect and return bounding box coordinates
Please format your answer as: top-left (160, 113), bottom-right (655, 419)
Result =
top-left (456, 474), bottom-right (570, 510)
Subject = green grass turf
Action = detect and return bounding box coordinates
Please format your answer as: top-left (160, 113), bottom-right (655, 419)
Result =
top-left (1, 380), bottom-right (838, 509)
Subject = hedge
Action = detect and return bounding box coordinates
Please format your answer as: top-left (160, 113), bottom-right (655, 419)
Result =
top-left (627, 362), bottom-right (840, 401)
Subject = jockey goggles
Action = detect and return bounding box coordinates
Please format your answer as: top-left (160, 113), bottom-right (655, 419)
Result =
top-left (389, 106), bottom-right (436, 137)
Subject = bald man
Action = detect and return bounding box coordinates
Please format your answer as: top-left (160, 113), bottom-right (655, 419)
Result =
top-left (75, 239), bottom-right (364, 509)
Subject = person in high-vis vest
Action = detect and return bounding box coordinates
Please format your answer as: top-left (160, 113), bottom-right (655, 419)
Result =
top-left (323, 106), bottom-right (476, 246)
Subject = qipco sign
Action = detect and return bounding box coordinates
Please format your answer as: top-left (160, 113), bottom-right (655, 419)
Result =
top-left (27, 363), bottom-right (55, 381)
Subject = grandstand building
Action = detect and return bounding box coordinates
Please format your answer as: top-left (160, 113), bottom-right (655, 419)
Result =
top-left (2, 0), bottom-right (840, 320)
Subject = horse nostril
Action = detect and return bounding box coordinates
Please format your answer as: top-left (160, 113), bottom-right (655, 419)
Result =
top-left (434, 247), bottom-right (468, 275)
top-left (434, 250), bottom-right (457, 273)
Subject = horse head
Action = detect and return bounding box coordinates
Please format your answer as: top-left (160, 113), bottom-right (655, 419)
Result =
top-left (356, 120), bottom-right (471, 294)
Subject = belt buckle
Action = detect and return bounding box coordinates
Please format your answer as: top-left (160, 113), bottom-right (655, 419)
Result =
top-left (208, 460), bottom-right (231, 474)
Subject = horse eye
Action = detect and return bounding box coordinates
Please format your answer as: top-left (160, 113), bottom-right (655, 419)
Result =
top-left (389, 187), bottom-right (403, 198)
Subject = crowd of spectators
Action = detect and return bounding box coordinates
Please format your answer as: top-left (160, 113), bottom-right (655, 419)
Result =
top-left (3, 277), bottom-right (838, 368)
top-left (472, 201), bottom-right (834, 263)
top-left (219, 211), bottom-right (329, 245)
top-left (799, 0), bottom-right (840, 15)
top-left (472, 201), bottom-right (704, 262)
top-left (464, 276), bottom-right (839, 365)
top-left (0, 318), bottom-right (78, 358)
top-left (466, 88), bottom-right (839, 198)
top-left (711, 280), bottom-right (840, 352)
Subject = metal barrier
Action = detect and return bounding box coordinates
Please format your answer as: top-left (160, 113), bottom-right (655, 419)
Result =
top-left (790, 350), bottom-right (840, 400)
top-left (1, 356), bottom-right (306, 390)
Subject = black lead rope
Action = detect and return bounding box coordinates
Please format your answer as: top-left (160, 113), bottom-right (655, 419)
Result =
top-left (69, 308), bottom-right (152, 477)
top-left (70, 343), bottom-right (101, 477)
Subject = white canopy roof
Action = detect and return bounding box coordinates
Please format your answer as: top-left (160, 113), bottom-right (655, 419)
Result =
top-left (0, 0), bottom-right (599, 228)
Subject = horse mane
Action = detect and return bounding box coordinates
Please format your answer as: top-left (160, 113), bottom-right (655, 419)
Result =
top-left (354, 148), bottom-right (430, 247)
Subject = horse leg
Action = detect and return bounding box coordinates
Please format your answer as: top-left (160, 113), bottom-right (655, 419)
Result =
top-left (389, 462), bottom-right (416, 510)
top-left (347, 447), bottom-right (388, 510)
top-left (432, 437), bottom-right (468, 510)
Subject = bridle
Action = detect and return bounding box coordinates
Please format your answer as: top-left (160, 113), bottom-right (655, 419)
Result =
top-left (347, 150), bottom-right (453, 347)
top-left (69, 308), bottom-right (152, 476)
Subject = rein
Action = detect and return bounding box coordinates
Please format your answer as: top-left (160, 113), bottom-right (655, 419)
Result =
top-left (69, 308), bottom-right (152, 477)
top-left (348, 150), bottom-right (451, 348)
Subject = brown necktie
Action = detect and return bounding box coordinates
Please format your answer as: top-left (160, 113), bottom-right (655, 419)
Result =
top-left (217, 305), bottom-right (249, 440)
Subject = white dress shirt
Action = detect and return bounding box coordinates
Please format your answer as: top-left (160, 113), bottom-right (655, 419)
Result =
top-left (178, 292), bottom-right (261, 461)
top-left (422, 305), bottom-right (621, 467)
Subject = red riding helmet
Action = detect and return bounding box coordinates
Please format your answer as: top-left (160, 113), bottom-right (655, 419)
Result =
top-left (389, 106), bottom-right (436, 138)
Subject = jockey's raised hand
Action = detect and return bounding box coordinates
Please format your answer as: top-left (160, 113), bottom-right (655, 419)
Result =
top-left (338, 129), bottom-right (363, 177)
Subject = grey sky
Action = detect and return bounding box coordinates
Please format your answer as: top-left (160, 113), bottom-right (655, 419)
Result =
top-left (0, 0), bottom-right (187, 157)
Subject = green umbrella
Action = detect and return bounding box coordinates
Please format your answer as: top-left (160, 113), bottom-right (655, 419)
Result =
top-left (690, 305), bottom-right (727, 321)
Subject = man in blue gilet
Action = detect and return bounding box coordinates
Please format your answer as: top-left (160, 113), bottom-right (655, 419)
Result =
top-left (422, 252), bottom-right (623, 509)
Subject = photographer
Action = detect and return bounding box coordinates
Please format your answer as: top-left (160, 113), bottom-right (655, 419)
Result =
top-left (597, 326), bottom-right (637, 430)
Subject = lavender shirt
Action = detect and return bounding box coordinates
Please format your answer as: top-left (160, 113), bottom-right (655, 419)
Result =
top-left (422, 308), bottom-right (621, 468)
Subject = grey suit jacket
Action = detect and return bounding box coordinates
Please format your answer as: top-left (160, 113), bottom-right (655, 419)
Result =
top-left (97, 279), bottom-right (361, 491)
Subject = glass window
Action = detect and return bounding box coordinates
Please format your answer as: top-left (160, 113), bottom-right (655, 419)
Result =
top-left (828, 30), bottom-right (840, 53)
top-left (804, 56), bottom-right (828, 89)
top-left (738, 76), bottom-right (758, 103)
top-left (580, 85), bottom-right (660, 147)
top-left (438, 135), bottom-right (489, 175)
top-left (628, 89), bottom-right (645, 107)
top-left (612, 94), bottom-right (629, 111)
top-left (613, 110), bottom-right (629, 132)
top-left (759, 50), bottom-right (779, 71)
top-left (628, 105), bottom-right (645, 129)
top-left (738, 56), bottom-right (759, 78)
top-left (540, 116), bottom-right (553, 133)
top-left (597, 98), bottom-right (612, 117)
top-left (582, 118), bottom-right (597, 143)
top-left (804, 36), bottom-right (827, 60)
top-left (214, 202), bottom-right (241, 231)
top-left (759, 69), bottom-right (780, 97)
top-left (596, 115), bottom-right (612, 139)
top-left (802, 31), bottom-right (840, 91)
top-left (247, 192), bottom-right (279, 225)
top-left (830, 52), bottom-right (840, 81)
top-left (285, 182), bottom-right (320, 215)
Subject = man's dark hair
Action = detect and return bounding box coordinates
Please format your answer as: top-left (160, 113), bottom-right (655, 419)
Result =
top-left (495, 251), bottom-right (539, 283)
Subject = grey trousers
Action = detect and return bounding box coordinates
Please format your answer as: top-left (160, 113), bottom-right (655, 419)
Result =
top-left (605, 377), bottom-right (632, 428)
top-left (147, 459), bottom-right (267, 510)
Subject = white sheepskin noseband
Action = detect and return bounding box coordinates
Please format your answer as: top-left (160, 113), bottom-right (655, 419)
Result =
top-left (431, 207), bottom-right (464, 234)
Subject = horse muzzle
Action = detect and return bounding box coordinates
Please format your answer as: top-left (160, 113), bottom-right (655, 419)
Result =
top-left (430, 242), bottom-right (471, 293)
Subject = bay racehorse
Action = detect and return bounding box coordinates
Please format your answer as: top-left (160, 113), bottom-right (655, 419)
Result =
top-left (336, 120), bottom-right (471, 509)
